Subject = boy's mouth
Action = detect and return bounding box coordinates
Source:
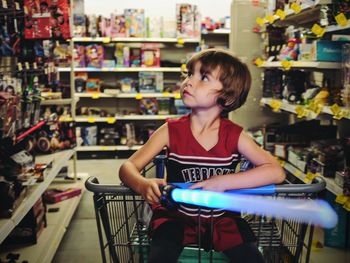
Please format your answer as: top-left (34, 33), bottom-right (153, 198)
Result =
top-left (182, 90), bottom-right (192, 97)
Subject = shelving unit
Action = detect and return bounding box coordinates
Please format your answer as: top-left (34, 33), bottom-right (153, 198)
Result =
top-left (254, 0), bottom-right (350, 215)
top-left (0, 177), bottom-right (85, 263)
top-left (0, 150), bottom-right (75, 244)
top-left (57, 36), bottom-right (199, 158)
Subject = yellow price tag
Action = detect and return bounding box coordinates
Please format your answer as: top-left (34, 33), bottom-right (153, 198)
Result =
top-left (294, 169), bottom-right (302, 177)
top-left (177, 38), bottom-right (185, 45)
top-left (102, 37), bottom-right (110, 43)
top-left (101, 146), bottom-right (109, 151)
top-left (343, 200), bottom-right (350, 212)
top-left (330, 103), bottom-right (341, 115)
top-left (174, 93), bottom-right (181, 99)
top-left (106, 117), bottom-right (116, 124)
top-left (162, 92), bottom-right (171, 97)
top-left (181, 63), bottom-right (187, 72)
top-left (295, 105), bottom-right (307, 118)
top-left (256, 17), bottom-right (266, 26)
top-left (87, 117), bottom-right (96, 123)
top-left (265, 14), bottom-right (275, 24)
top-left (92, 93), bottom-right (100, 99)
top-left (281, 60), bottom-right (292, 70)
top-left (291, 3), bottom-right (302, 14)
top-left (269, 99), bottom-right (282, 112)
top-left (311, 24), bottom-right (326, 37)
top-left (334, 109), bottom-right (350, 120)
top-left (278, 160), bottom-right (286, 167)
top-left (308, 101), bottom-right (323, 116)
top-left (255, 58), bottom-right (264, 67)
top-left (305, 172), bottom-right (316, 183)
top-left (135, 93), bottom-right (143, 100)
top-left (276, 9), bottom-right (286, 20)
top-left (335, 13), bottom-right (348, 27)
top-left (335, 194), bottom-right (349, 205)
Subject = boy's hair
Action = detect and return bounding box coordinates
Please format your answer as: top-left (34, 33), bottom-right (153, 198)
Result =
top-left (186, 49), bottom-right (251, 112)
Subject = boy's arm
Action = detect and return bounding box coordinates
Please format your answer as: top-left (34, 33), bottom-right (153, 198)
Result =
top-left (190, 131), bottom-right (285, 191)
top-left (119, 123), bottom-right (169, 204)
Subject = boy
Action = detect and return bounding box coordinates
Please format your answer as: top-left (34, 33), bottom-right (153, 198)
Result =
top-left (119, 49), bottom-right (285, 263)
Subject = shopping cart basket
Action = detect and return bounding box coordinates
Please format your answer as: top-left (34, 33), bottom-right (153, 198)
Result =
top-left (85, 166), bottom-right (326, 263)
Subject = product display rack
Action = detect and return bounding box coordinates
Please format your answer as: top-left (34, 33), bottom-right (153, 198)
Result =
top-left (0, 170), bottom-right (85, 263)
top-left (0, 149), bottom-right (75, 244)
top-left (255, 1), bottom-right (350, 216)
top-left (58, 36), bottom-right (201, 158)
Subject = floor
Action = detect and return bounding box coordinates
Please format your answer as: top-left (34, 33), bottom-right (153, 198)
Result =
top-left (52, 159), bottom-right (350, 263)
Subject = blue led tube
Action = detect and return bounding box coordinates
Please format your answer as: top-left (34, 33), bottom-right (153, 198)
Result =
top-left (170, 188), bottom-right (338, 229)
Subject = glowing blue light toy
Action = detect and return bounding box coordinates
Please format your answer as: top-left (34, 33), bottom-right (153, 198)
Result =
top-left (160, 182), bottom-right (338, 229)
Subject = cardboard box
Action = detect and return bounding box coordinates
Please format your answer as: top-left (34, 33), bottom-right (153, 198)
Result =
top-left (311, 40), bottom-right (350, 62)
top-left (43, 187), bottom-right (82, 204)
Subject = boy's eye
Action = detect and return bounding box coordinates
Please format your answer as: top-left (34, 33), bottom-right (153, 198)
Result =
top-left (201, 74), bottom-right (209, 81)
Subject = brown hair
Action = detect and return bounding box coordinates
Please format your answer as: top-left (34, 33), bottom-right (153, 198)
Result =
top-left (186, 49), bottom-right (251, 112)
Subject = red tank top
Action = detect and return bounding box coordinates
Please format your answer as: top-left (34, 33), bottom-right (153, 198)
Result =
top-left (166, 114), bottom-right (243, 217)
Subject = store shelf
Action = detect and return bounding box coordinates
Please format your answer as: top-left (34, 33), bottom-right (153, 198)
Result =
top-left (0, 178), bottom-right (85, 263)
top-left (71, 37), bottom-right (200, 43)
top-left (260, 61), bottom-right (341, 69)
top-left (260, 98), bottom-right (350, 120)
top-left (75, 92), bottom-right (181, 99)
top-left (73, 115), bottom-right (180, 123)
top-left (0, 149), bottom-right (75, 244)
top-left (202, 28), bottom-right (230, 35)
top-left (57, 67), bottom-right (181, 73)
top-left (76, 145), bottom-right (142, 151)
top-left (326, 20), bottom-right (350, 32)
top-left (40, 98), bottom-right (72, 106)
top-left (282, 161), bottom-right (342, 196)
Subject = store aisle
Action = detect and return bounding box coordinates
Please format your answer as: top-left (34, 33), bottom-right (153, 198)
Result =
top-left (52, 159), bottom-right (123, 263)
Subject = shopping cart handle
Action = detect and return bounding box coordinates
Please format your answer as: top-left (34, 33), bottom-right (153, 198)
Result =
top-left (171, 182), bottom-right (275, 195)
top-left (85, 176), bottom-right (135, 194)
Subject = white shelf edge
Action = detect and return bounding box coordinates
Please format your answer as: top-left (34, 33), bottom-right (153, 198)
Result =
top-left (0, 149), bottom-right (75, 244)
top-left (71, 37), bottom-right (200, 43)
top-left (40, 99), bottom-right (72, 106)
top-left (74, 115), bottom-right (180, 123)
top-left (75, 92), bottom-right (181, 99)
top-left (57, 67), bottom-right (181, 73)
top-left (283, 162), bottom-right (342, 196)
top-left (261, 61), bottom-right (341, 69)
top-left (260, 98), bottom-right (350, 120)
top-left (76, 145), bottom-right (143, 151)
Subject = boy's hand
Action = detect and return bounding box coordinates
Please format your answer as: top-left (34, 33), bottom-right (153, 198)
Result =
top-left (188, 176), bottom-right (226, 192)
top-left (140, 178), bottom-right (166, 204)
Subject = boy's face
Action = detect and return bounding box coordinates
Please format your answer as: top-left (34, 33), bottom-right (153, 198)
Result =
top-left (181, 62), bottom-right (223, 110)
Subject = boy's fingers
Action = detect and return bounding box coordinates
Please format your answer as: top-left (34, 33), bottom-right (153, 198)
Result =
top-left (152, 183), bottom-right (162, 197)
top-left (189, 181), bottom-right (203, 189)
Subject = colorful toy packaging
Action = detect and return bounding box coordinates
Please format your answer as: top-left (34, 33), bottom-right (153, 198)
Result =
top-left (85, 44), bottom-right (104, 68)
top-left (176, 3), bottom-right (201, 38)
top-left (124, 9), bottom-right (146, 37)
top-left (141, 44), bottom-right (160, 67)
top-left (110, 14), bottom-right (127, 37)
top-left (138, 72), bottom-right (163, 93)
top-left (24, 0), bottom-right (71, 39)
top-left (73, 45), bottom-right (85, 67)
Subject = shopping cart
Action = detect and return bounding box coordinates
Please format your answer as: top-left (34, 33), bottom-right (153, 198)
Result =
top-left (85, 160), bottom-right (326, 263)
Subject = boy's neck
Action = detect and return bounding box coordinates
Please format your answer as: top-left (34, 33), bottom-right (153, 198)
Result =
top-left (190, 110), bottom-right (221, 131)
